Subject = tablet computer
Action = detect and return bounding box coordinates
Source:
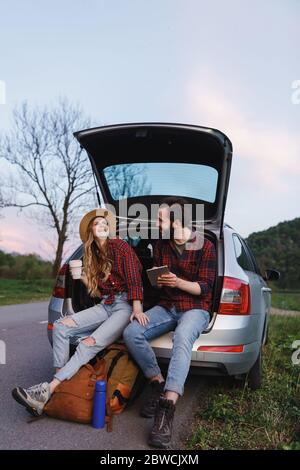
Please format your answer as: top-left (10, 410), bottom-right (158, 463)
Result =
top-left (146, 265), bottom-right (170, 287)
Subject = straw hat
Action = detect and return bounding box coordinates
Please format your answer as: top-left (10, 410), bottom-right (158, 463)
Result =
top-left (79, 208), bottom-right (117, 242)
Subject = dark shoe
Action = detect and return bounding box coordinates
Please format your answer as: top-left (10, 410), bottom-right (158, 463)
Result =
top-left (140, 380), bottom-right (165, 418)
top-left (148, 397), bottom-right (175, 448)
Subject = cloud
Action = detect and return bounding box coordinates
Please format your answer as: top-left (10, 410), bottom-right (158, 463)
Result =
top-left (0, 224), bottom-right (49, 259)
top-left (186, 79), bottom-right (300, 193)
top-left (0, 210), bottom-right (54, 260)
top-left (0, 233), bottom-right (26, 254)
top-left (0, 208), bottom-right (81, 262)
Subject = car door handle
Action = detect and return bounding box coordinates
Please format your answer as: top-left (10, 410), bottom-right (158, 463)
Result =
top-left (261, 287), bottom-right (272, 293)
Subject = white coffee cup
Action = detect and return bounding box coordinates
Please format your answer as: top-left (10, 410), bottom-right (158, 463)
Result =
top-left (69, 259), bottom-right (83, 279)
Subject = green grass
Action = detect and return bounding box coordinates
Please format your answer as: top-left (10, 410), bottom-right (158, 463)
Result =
top-left (271, 291), bottom-right (300, 311)
top-left (0, 278), bottom-right (54, 306)
top-left (186, 315), bottom-right (300, 450)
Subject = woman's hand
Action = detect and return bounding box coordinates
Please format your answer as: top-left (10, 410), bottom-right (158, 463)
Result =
top-left (80, 271), bottom-right (88, 286)
top-left (130, 310), bottom-right (150, 326)
top-left (157, 272), bottom-right (179, 288)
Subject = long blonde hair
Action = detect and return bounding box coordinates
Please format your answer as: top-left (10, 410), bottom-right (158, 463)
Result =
top-left (83, 218), bottom-right (113, 297)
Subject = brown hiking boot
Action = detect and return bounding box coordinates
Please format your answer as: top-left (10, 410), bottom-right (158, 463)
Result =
top-left (140, 380), bottom-right (165, 418)
top-left (148, 396), bottom-right (176, 448)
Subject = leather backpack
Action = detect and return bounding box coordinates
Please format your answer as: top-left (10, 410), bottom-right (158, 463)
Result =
top-left (43, 343), bottom-right (144, 431)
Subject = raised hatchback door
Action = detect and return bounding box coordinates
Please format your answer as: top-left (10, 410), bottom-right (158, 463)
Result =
top-left (74, 123), bottom-right (232, 227)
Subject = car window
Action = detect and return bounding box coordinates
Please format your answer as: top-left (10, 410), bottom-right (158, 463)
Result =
top-left (242, 239), bottom-right (261, 275)
top-left (233, 234), bottom-right (255, 273)
top-left (103, 163), bottom-right (218, 203)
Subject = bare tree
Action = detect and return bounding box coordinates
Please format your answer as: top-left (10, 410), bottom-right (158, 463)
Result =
top-left (104, 163), bottom-right (151, 199)
top-left (0, 99), bottom-right (96, 277)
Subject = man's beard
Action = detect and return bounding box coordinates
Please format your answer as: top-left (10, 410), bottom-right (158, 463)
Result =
top-left (158, 225), bottom-right (174, 240)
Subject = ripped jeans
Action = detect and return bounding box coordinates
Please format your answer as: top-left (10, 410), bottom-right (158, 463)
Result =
top-left (123, 305), bottom-right (210, 396)
top-left (53, 292), bottom-right (132, 382)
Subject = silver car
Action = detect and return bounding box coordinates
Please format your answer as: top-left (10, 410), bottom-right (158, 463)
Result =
top-left (47, 123), bottom-right (279, 389)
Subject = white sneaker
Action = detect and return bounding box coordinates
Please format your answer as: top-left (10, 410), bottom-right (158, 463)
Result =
top-left (12, 382), bottom-right (51, 416)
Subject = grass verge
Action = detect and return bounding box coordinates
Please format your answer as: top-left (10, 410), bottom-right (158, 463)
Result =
top-left (0, 278), bottom-right (54, 306)
top-left (186, 315), bottom-right (300, 450)
top-left (271, 291), bottom-right (300, 311)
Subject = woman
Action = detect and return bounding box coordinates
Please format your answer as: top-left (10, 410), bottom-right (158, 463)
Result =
top-left (12, 208), bottom-right (144, 416)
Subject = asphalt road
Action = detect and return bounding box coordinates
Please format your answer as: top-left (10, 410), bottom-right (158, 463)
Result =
top-left (0, 301), bottom-right (208, 450)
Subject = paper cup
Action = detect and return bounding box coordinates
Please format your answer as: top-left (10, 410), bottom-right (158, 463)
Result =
top-left (69, 260), bottom-right (82, 279)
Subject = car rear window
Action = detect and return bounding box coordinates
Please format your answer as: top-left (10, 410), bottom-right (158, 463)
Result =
top-left (233, 234), bottom-right (256, 272)
top-left (103, 163), bottom-right (218, 203)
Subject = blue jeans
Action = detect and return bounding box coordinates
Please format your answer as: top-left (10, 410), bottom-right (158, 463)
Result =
top-left (53, 292), bottom-right (132, 382)
top-left (123, 305), bottom-right (210, 396)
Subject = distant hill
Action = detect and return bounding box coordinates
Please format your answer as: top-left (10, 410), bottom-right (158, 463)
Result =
top-left (246, 217), bottom-right (300, 290)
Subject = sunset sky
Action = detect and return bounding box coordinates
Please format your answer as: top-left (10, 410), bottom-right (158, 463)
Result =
top-left (0, 0), bottom-right (299, 262)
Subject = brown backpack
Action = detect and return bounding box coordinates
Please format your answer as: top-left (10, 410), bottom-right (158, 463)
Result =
top-left (43, 343), bottom-right (143, 431)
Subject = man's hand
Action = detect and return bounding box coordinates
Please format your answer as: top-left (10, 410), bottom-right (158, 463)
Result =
top-left (130, 311), bottom-right (150, 326)
top-left (157, 272), bottom-right (179, 288)
top-left (158, 274), bottom-right (202, 296)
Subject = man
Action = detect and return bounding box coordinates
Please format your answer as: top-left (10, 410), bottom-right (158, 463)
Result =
top-left (123, 197), bottom-right (216, 448)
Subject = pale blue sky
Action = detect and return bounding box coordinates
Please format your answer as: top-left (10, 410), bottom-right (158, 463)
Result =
top-left (0, 0), bottom-right (299, 260)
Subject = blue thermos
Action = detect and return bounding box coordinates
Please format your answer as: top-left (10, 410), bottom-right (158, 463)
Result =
top-left (92, 380), bottom-right (106, 429)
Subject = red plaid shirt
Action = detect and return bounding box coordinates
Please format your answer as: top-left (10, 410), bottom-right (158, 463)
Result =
top-left (153, 231), bottom-right (216, 314)
top-left (98, 238), bottom-right (143, 304)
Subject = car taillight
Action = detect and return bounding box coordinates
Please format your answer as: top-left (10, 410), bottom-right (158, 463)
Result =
top-left (52, 264), bottom-right (68, 299)
top-left (218, 276), bottom-right (250, 315)
top-left (198, 345), bottom-right (244, 352)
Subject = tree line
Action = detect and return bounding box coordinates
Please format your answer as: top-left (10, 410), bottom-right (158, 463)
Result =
top-left (0, 250), bottom-right (52, 280)
top-left (246, 217), bottom-right (300, 290)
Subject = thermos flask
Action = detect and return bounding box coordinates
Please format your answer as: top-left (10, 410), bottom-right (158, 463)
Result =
top-left (92, 380), bottom-right (106, 429)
